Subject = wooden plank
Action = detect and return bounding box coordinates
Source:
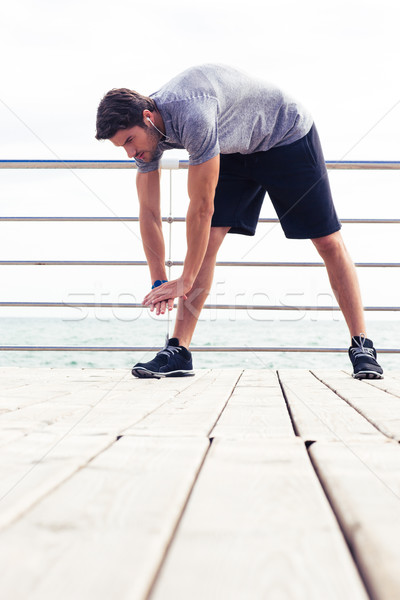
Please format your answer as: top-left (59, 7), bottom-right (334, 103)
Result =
top-left (0, 436), bottom-right (210, 600)
top-left (150, 438), bottom-right (368, 600)
top-left (279, 369), bottom-right (384, 442)
top-left (348, 373), bottom-right (400, 399)
top-left (0, 384), bottom-right (121, 446)
top-left (210, 369), bottom-right (294, 439)
top-left (0, 371), bottom-right (205, 444)
top-left (0, 368), bottom-right (206, 413)
top-left (0, 367), bottom-right (127, 413)
top-left (382, 371), bottom-right (400, 381)
top-left (0, 379), bottom-right (30, 392)
top-left (312, 370), bottom-right (400, 441)
top-left (233, 369), bottom-right (284, 388)
top-left (309, 440), bottom-right (400, 600)
top-left (0, 389), bottom-right (105, 434)
top-left (44, 370), bottom-right (209, 436)
top-left (0, 432), bottom-right (115, 529)
top-left (0, 387), bottom-right (71, 412)
top-left (64, 376), bottom-right (208, 436)
top-left (123, 369), bottom-right (242, 437)
top-left (0, 373), bottom-right (208, 527)
top-left (0, 366), bottom-right (131, 383)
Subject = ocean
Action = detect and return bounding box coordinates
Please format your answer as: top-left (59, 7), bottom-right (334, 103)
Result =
top-left (1, 316), bottom-right (398, 371)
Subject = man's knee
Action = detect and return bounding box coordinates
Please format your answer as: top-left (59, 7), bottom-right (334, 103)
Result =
top-left (311, 231), bottom-right (345, 257)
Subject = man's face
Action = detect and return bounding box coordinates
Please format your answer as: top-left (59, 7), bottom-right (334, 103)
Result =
top-left (110, 121), bottom-right (160, 162)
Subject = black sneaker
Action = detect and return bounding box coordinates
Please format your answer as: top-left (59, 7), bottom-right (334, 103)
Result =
top-left (132, 338), bottom-right (195, 379)
top-left (348, 335), bottom-right (384, 379)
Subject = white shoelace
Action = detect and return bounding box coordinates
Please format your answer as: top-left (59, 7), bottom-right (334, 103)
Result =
top-left (158, 345), bottom-right (181, 358)
top-left (350, 346), bottom-right (375, 358)
top-left (350, 334), bottom-right (375, 358)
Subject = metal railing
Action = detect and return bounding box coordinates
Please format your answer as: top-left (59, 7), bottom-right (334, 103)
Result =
top-left (1, 158), bottom-right (399, 355)
top-left (1, 159), bottom-right (400, 169)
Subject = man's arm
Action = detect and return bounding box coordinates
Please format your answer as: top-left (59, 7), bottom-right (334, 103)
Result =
top-left (182, 154), bottom-right (220, 287)
top-left (136, 169), bottom-right (167, 284)
top-left (143, 155), bottom-right (219, 307)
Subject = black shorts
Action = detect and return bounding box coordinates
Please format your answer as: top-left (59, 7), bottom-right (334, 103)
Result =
top-left (211, 123), bottom-right (341, 239)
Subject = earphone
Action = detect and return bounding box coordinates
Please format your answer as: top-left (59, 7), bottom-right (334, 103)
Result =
top-left (146, 116), bottom-right (168, 139)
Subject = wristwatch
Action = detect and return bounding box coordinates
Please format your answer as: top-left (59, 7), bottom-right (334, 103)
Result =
top-left (152, 279), bottom-right (168, 289)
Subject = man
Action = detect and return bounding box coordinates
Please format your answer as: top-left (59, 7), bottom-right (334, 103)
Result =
top-left (95, 64), bottom-right (383, 380)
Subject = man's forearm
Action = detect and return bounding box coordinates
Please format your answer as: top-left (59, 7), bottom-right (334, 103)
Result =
top-left (181, 200), bottom-right (214, 287)
top-left (182, 156), bottom-right (220, 288)
top-left (139, 213), bottom-right (167, 283)
top-left (136, 170), bottom-right (167, 284)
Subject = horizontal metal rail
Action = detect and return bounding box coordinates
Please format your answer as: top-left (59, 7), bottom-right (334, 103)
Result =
top-left (0, 302), bottom-right (398, 312)
top-left (326, 161), bottom-right (400, 170)
top-left (0, 345), bottom-right (398, 353)
top-left (0, 216), bottom-right (399, 224)
top-left (1, 159), bottom-right (400, 170)
top-left (1, 260), bottom-right (398, 268)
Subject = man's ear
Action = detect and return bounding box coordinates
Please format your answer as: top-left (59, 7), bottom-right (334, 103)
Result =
top-left (143, 109), bottom-right (153, 126)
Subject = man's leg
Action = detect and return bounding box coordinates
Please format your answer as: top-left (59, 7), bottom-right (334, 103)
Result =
top-left (132, 226), bottom-right (229, 378)
top-left (312, 230), bottom-right (383, 379)
top-left (311, 230), bottom-right (366, 337)
top-left (173, 226), bottom-right (230, 348)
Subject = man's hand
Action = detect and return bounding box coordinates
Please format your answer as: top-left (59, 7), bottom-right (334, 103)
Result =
top-left (146, 296), bottom-right (175, 316)
top-left (143, 278), bottom-right (190, 314)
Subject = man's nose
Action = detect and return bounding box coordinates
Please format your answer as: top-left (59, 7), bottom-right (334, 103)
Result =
top-left (125, 147), bottom-right (135, 159)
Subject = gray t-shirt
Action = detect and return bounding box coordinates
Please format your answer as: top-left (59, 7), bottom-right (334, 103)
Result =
top-left (135, 64), bottom-right (313, 173)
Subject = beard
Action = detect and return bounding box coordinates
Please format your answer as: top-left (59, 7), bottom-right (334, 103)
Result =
top-left (145, 123), bottom-right (164, 161)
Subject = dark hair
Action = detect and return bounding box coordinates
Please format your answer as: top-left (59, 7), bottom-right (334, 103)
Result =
top-left (95, 88), bottom-right (157, 140)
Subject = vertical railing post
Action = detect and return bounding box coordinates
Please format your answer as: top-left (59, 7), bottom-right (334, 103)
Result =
top-left (167, 170), bottom-right (173, 339)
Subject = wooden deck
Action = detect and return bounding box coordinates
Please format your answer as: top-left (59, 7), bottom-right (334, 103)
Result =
top-left (0, 367), bottom-right (399, 600)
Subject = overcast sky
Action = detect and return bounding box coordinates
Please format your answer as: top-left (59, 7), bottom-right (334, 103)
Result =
top-left (1, 0), bottom-right (399, 159)
top-left (0, 0), bottom-right (399, 322)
